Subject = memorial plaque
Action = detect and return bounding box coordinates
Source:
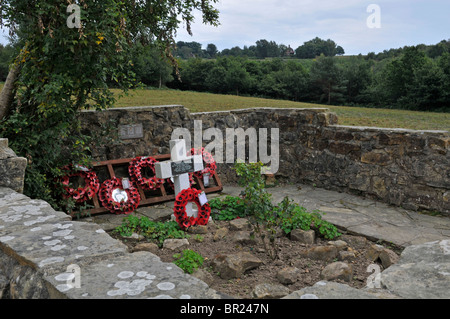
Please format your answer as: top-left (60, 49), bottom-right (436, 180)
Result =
top-left (171, 159), bottom-right (195, 175)
top-left (119, 124), bottom-right (144, 139)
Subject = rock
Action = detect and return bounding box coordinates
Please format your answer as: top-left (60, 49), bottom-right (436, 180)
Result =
top-left (214, 227), bottom-right (229, 241)
top-left (233, 231), bottom-right (256, 245)
top-left (381, 240), bottom-right (450, 299)
top-left (188, 225), bottom-right (208, 234)
top-left (133, 242), bottom-right (159, 254)
top-left (276, 267), bottom-right (300, 285)
top-left (252, 283), bottom-right (290, 299)
top-left (379, 248), bottom-right (399, 269)
top-left (327, 240), bottom-right (348, 251)
top-left (367, 244), bottom-right (385, 261)
top-left (339, 251), bottom-right (356, 262)
top-left (290, 229), bottom-right (315, 245)
top-left (123, 232), bottom-right (145, 240)
top-left (212, 252), bottom-right (263, 280)
top-left (320, 262), bottom-right (353, 282)
top-left (192, 269), bottom-right (215, 286)
top-left (367, 244), bottom-right (399, 268)
top-left (162, 238), bottom-right (190, 251)
top-left (340, 235), bottom-right (367, 249)
top-left (301, 245), bottom-right (338, 262)
top-left (229, 218), bottom-right (250, 231)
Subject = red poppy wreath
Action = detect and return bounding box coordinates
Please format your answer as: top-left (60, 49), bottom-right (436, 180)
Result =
top-left (99, 177), bottom-right (141, 215)
top-left (60, 165), bottom-right (100, 203)
top-left (190, 148), bottom-right (217, 179)
top-left (128, 156), bottom-right (164, 191)
top-left (173, 188), bottom-right (211, 230)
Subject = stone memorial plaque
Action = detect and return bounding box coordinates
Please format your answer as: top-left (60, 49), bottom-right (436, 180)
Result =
top-left (119, 124), bottom-right (144, 140)
top-left (171, 159), bottom-right (195, 176)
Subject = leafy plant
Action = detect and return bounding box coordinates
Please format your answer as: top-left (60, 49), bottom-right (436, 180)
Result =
top-left (209, 196), bottom-right (248, 221)
top-left (276, 196), bottom-right (341, 240)
top-left (173, 249), bottom-right (204, 274)
top-left (234, 161), bottom-right (278, 260)
top-left (114, 215), bottom-right (189, 247)
top-left (230, 162), bottom-right (342, 261)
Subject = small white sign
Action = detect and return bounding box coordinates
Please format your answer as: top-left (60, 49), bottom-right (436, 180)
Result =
top-left (203, 173), bottom-right (210, 187)
top-left (198, 192), bottom-right (208, 206)
top-left (122, 178), bottom-right (131, 190)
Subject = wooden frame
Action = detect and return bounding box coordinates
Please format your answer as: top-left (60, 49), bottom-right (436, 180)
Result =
top-left (69, 155), bottom-right (223, 218)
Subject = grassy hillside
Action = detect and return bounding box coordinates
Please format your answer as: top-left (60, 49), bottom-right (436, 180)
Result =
top-left (113, 88), bottom-right (450, 131)
top-left (1, 83), bottom-right (447, 131)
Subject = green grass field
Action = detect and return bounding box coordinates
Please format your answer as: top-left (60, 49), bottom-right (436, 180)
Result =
top-left (1, 82), bottom-right (447, 131)
top-left (113, 88), bottom-right (450, 131)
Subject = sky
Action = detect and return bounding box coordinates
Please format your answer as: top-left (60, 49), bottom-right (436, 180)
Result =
top-left (174, 0), bottom-right (450, 55)
top-left (0, 0), bottom-right (448, 55)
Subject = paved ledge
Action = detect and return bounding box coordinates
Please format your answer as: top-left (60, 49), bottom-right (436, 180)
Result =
top-left (220, 185), bottom-right (450, 248)
top-left (0, 187), bottom-right (221, 299)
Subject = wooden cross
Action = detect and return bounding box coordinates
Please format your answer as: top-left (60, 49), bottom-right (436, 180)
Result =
top-left (155, 139), bottom-right (204, 217)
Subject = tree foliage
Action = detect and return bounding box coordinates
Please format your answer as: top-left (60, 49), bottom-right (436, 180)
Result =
top-left (168, 40), bottom-right (450, 112)
top-left (0, 0), bottom-right (220, 207)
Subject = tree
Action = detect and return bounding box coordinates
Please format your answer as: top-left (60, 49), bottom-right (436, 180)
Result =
top-left (206, 43), bottom-right (218, 59)
top-left (295, 37), bottom-right (344, 59)
top-left (0, 0), bottom-right (219, 206)
top-left (132, 44), bottom-right (174, 88)
top-left (309, 55), bottom-right (346, 104)
top-left (255, 39), bottom-right (280, 59)
top-left (380, 47), bottom-right (427, 105)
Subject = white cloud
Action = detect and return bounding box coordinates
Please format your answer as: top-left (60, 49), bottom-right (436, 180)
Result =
top-left (176, 0), bottom-right (450, 55)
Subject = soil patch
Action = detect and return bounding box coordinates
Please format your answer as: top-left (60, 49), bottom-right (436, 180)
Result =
top-left (109, 219), bottom-right (403, 299)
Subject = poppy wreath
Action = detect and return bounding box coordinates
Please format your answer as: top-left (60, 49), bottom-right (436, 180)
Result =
top-left (173, 188), bottom-right (211, 230)
top-left (99, 177), bottom-right (141, 215)
top-left (128, 156), bottom-right (164, 191)
top-left (190, 148), bottom-right (217, 179)
top-left (60, 165), bottom-right (100, 203)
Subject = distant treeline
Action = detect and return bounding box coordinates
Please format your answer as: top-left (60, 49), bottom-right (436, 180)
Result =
top-left (1, 38), bottom-right (449, 111)
top-left (165, 39), bottom-right (450, 111)
top-left (173, 37), bottom-right (345, 59)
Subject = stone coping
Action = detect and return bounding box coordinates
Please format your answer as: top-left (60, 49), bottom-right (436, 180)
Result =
top-left (0, 187), bottom-right (221, 299)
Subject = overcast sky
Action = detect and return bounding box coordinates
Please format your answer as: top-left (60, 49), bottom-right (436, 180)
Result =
top-left (175, 0), bottom-right (450, 55)
top-left (0, 1), bottom-right (448, 55)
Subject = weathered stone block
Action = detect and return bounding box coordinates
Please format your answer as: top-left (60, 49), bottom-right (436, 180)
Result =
top-left (361, 150), bottom-right (391, 166)
top-left (320, 262), bottom-right (353, 282)
top-left (212, 252), bottom-right (263, 280)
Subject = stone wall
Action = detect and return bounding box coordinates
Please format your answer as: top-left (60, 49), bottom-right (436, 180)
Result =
top-left (0, 138), bottom-right (27, 193)
top-left (80, 106), bottom-right (449, 215)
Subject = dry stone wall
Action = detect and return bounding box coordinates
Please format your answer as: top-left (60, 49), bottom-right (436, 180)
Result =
top-left (80, 106), bottom-right (449, 215)
top-left (0, 138), bottom-right (27, 193)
